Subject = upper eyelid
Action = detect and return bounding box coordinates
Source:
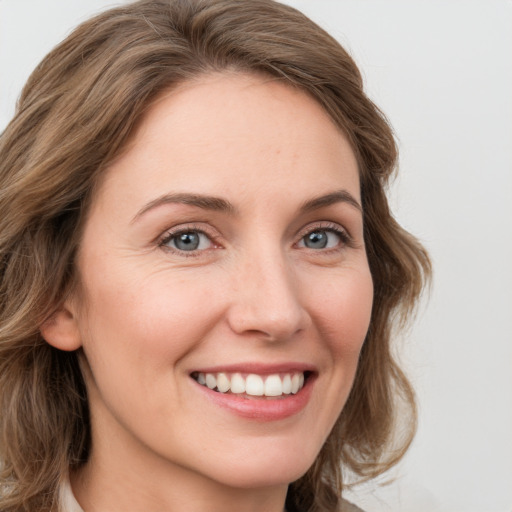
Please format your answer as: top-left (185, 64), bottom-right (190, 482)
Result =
top-left (159, 221), bottom-right (217, 236)
top-left (296, 221), bottom-right (350, 238)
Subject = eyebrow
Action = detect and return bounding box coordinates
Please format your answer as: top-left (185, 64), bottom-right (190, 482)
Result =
top-left (299, 190), bottom-right (362, 214)
top-left (132, 188), bottom-right (361, 224)
top-left (131, 192), bottom-right (237, 223)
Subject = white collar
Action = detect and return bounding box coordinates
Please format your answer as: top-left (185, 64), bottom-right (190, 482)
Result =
top-left (59, 478), bottom-right (85, 512)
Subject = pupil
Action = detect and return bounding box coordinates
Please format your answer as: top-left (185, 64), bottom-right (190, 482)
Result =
top-left (176, 232), bottom-right (199, 251)
top-left (306, 231), bottom-right (327, 249)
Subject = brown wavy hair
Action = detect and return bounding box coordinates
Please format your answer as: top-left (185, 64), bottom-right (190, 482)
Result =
top-left (0, 0), bottom-right (431, 511)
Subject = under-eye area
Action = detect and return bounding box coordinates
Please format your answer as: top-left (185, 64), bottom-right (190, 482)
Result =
top-left (190, 371), bottom-right (314, 398)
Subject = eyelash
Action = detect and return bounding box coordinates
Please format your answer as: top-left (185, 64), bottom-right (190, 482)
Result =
top-left (296, 222), bottom-right (353, 252)
top-left (157, 221), bottom-right (353, 256)
top-left (158, 224), bottom-right (220, 257)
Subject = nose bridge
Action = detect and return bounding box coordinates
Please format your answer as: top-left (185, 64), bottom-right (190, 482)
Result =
top-left (227, 241), bottom-right (308, 340)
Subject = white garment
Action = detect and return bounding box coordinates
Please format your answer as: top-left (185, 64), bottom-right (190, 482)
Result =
top-left (59, 478), bottom-right (85, 512)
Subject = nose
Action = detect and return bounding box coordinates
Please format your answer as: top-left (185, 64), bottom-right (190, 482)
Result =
top-left (226, 249), bottom-right (311, 341)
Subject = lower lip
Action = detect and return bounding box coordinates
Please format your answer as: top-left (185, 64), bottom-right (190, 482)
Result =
top-left (193, 376), bottom-right (316, 421)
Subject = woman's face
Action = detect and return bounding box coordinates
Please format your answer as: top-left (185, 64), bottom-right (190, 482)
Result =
top-left (70, 74), bottom-right (373, 492)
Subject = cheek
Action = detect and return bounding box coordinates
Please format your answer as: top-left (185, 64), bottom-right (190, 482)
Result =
top-left (307, 266), bottom-right (373, 358)
top-left (75, 267), bottom-right (228, 432)
top-left (77, 262), bottom-right (224, 372)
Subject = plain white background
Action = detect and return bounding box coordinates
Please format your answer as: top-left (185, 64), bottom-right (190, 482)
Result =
top-left (1, 1), bottom-right (511, 511)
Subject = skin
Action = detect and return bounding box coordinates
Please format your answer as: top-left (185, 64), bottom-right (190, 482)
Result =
top-left (43, 73), bottom-right (373, 512)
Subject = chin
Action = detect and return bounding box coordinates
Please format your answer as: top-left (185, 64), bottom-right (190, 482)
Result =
top-left (198, 441), bottom-right (319, 490)
top-left (212, 465), bottom-right (308, 491)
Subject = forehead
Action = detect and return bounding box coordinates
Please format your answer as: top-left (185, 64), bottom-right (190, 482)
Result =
top-left (95, 72), bottom-right (360, 213)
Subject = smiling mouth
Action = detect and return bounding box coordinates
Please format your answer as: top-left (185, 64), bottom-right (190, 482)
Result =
top-left (191, 371), bottom-right (310, 398)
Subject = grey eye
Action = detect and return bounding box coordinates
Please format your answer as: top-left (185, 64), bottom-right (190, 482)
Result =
top-left (301, 230), bottom-right (341, 249)
top-left (175, 232), bottom-right (200, 251)
top-left (163, 231), bottom-right (213, 252)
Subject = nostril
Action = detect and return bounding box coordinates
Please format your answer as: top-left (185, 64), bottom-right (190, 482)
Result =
top-left (226, 297), bottom-right (310, 341)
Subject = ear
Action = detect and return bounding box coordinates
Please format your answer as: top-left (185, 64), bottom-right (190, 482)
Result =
top-left (40, 302), bottom-right (82, 352)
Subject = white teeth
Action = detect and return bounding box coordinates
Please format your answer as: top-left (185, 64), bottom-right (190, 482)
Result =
top-left (264, 374), bottom-right (283, 397)
top-left (205, 373), bottom-right (217, 389)
top-left (282, 374), bottom-right (292, 394)
top-left (291, 374), bottom-right (300, 394)
top-left (245, 374), bottom-right (264, 396)
top-left (193, 371), bottom-right (307, 397)
top-left (230, 373), bottom-right (246, 394)
top-left (216, 372), bottom-right (230, 393)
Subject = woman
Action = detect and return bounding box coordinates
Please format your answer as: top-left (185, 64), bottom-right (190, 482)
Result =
top-left (0, 0), bottom-right (431, 511)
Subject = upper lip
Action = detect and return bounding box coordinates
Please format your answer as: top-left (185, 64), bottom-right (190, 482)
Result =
top-left (189, 362), bottom-right (317, 375)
